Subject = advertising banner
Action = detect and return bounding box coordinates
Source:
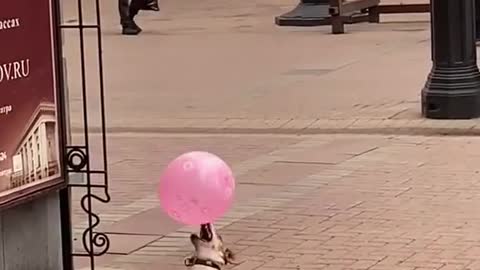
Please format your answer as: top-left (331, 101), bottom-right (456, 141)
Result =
top-left (0, 0), bottom-right (65, 207)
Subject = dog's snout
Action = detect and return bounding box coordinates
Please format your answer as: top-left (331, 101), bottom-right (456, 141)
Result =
top-left (199, 223), bottom-right (213, 241)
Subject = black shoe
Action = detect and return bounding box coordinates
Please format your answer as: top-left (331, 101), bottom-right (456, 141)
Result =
top-left (122, 21), bottom-right (142, 35)
top-left (142, 0), bottom-right (159, 11)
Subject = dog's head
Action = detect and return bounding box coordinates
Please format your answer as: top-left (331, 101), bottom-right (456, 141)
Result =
top-left (190, 223), bottom-right (235, 266)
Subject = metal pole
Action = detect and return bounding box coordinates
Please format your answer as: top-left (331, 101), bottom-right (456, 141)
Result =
top-left (476, 0), bottom-right (480, 40)
top-left (421, 0), bottom-right (480, 119)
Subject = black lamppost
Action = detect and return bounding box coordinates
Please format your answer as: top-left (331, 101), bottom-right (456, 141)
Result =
top-left (275, 0), bottom-right (331, 27)
top-left (422, 0), bottom-right (480, 119)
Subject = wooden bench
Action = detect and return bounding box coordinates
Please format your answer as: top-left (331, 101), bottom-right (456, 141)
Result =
top-left (328, 1), bottom-right (430, 33)
top-left (275, 0), bottom-right (430, 33)
top-left (369, 3), bottom-right (430, 23)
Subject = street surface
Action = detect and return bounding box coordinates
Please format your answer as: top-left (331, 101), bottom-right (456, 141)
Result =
top-left (61, 0), bottom-right (433, 131)
top-left (58, 0), bottom-right (480, 269)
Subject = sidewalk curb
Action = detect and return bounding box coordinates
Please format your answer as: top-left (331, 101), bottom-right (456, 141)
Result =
top-left (71, 118), bottom-right (480, 136)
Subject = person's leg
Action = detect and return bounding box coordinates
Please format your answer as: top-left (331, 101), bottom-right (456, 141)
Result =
top-left (143, 0), bottom-right (160, 11)
top-left (119, 0), bottom-right (142, 35)
top-left (129, 0), bottom-right (144, 19)
top-left (118, 0), bottom-right (131, 26)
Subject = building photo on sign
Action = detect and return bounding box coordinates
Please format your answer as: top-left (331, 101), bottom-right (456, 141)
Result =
top-left (5, 103), bottom-right (60, 190)
top-left (0, 0), bottom-right (63, 204)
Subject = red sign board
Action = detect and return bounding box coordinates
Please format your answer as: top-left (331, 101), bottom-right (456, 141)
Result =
top-left (0, 0), bottom-right (65, 207)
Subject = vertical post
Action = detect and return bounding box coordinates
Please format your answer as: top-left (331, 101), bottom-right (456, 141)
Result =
top-left (476, 0), bottom-right (480, 40)
top-left (60, 188), bottom-right (73, 270)
top-left (421, 0), bottom-right (480, 119)
top-left (329, 0), bottom-right (345, 34)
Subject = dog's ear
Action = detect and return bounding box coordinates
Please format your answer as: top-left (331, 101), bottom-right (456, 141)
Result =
top-left (190, 233), bottom-right (201, 247)
top-left (224, 248), bottom-right (236, 264)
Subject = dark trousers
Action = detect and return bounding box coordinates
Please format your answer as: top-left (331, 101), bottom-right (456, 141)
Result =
top-left (119, 0), bottom-right (145, 26)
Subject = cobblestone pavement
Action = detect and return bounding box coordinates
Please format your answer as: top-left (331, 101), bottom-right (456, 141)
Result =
top-left (71, 134), bottom-right (300, 223)
top-left (71, 134), bottom-right (480, 270)
top-left (71, 134), bottom-right (302, 267)
top-left (60, 0), bottom-right (439, 134)
top-left (60, 0), bottom-right (480, 269)
top-left (72, 118), bottom-right (480, 137)
top-left (60, 0), bottom-right (480, 137)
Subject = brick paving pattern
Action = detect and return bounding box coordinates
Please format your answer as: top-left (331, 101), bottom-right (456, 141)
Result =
top-left (71, 135), bottom-right (300, 241)
top-left (77, 117), bottom-right (480, 137)
top-left (62, 0), bottom-right (480, 269)
top-left (61, 0), bottom-right (434, 134)
top-left (73, 135), bottom-right (480, 270)
top-left (61, 0), bottom-right (475, 137)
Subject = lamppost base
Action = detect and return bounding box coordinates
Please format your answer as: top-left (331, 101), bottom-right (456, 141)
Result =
top-left (422, 65), bottom-right (480, 119)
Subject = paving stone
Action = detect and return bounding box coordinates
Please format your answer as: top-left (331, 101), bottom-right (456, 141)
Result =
top-left (104, 136), bottom-right (480, 270)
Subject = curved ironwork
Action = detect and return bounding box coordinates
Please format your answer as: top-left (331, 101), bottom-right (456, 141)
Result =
top-left (80, 193), bottom-right (111, 256)
top-left (66, 147), bottom-right (88, 172)
top-left (59, 0), bottom-right (110, 267)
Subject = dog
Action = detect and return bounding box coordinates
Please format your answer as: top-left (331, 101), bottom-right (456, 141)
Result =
top-left (185, 223), bottom-right (235, 269)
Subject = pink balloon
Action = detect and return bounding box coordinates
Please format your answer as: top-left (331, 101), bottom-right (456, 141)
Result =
top-left (158, 151), bottom-right (235, 225)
